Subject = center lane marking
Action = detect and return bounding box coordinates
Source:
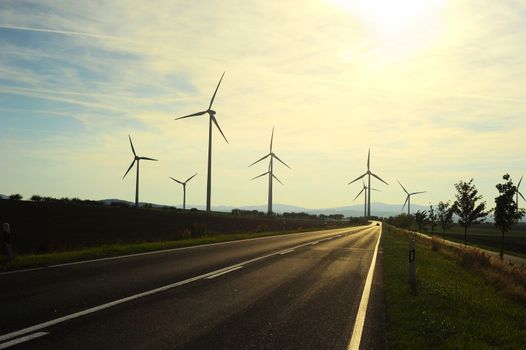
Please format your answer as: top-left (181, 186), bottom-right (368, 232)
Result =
top-left (0, 227), bottom-right (370, 344)
top-left (0, 332), bottom-right (49, 349)
top-left (206, 266), bottom-right (243, 279)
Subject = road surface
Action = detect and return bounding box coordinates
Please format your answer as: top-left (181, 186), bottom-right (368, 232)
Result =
top-left (0, 223), bottom-right (385, 349)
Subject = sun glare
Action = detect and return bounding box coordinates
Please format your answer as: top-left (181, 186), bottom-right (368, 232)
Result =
top-left (335, 0), bottom-right (445, 34)
top-left (334, 0), bottom-right (446, 61)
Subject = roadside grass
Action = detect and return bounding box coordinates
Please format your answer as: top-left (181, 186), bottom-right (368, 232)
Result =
top-left (383, 225), bottom-right (526, 349)
top-left (0, 226), bottom-right (353, 272)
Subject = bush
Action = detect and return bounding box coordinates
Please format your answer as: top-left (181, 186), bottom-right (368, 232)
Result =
top-left (9, 194), bottom-right (23, 201)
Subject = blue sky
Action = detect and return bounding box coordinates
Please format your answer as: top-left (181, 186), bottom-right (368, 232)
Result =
top-left (1, 0), bottom-right (525, 210)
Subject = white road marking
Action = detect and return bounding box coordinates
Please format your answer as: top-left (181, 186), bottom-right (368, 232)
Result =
top-left (0, 332), bottom-right (49, 349)
top-left (347, 224), bottom-right (382, 350)
top-left (310, 241), bottom-right (319, 245)
top-left (0, 227), bottom-right (361, 276)
top-left (206, 266), bottom-right (243, 279)
top-left (279, 249), bottom-right (295, 255)
top-left (0, 229), bottom-right (367, 343)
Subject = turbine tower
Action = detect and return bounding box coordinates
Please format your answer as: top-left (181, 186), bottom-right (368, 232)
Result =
top-left (353, 180), bottom-right (380, 217)
top-left (249, 127), bottom-right (290, 215)
top-left (122, 135), bottom-right (158, 207)
top-left (398, 180), bottom-right (426, 215)
top-left (516, 175), bottom-right (525, 206)
top-left (348, 149), bottom-right (388, 217)
top-left (169, 173), bottom-right (198, 210)
top-left (175, 72), bottom-right (228, 212)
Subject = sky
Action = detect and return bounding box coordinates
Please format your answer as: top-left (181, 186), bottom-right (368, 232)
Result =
top-left (1, 0), bottom-right (525, 211)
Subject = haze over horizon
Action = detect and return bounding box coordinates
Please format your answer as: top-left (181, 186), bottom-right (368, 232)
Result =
top-left (1, 0), bottom-right (525, 211)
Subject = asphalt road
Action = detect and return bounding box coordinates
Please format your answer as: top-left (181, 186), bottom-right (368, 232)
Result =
top-left (0, 223), bottom-right (385, 349)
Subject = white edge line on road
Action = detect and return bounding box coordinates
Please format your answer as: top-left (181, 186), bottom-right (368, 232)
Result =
top-left (0, 229), bottom-right (365, 343)
top-left (205, 266), bottom-right (243, 279)
top-left (279, 249), bottom-right (295, 255)
top-left (0, 332), bottom-right (49, 349)
top-left (347, 224), bottom-right (382, 350)
top-left (0, 227), bottom-right (361, 276)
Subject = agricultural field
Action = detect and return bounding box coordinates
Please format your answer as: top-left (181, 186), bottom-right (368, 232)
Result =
top-left (0, 200), bottom-right (349, 255)
top-left (433, 223), bottom-right (526, 258)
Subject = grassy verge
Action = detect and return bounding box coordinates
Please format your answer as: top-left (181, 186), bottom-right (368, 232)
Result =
top-left (383, 225), bottom-right (526, 349)
top-left (0, 225), bottom-right (352, 272)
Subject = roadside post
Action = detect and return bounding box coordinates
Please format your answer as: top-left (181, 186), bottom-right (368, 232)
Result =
top-left (3, 222), bottom-right (13, 260)
top-left (409, 239), bottom-right (416, 290)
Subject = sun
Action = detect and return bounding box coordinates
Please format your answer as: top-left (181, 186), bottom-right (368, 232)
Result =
top-left (334, 0), bottom-right (445, 36)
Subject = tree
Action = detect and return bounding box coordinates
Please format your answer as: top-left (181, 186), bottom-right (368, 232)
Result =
top-left (494, 174), bottom-right (525, 259)
top-left (452, 179), bottom-right (489, 246)
top-left (437, 201), bottom-right (454, 240)
top-left (428, 204), bottom-right (437, 233)
top-left (414, 210), bottom-right (428, 231)
top-left (30, 195), bottom-right (42, 202)
top-left (391, 213), bottom-right (414, 230)
top-left (9, 193), bottom-right (23, 201)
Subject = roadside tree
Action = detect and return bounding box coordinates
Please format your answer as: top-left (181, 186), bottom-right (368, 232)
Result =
top-left (437, 201), bottom-right (454, 240)
top-left (414, 210), bottom-right (428, 232)
top-left (452, 179), bottom-right (489, 246)
top-left (494, 174), bottom-right (525, 259)
top-left (428, 204), bottom-right (437, 233)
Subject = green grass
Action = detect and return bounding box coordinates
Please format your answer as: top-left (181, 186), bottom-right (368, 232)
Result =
top-left (383, 226), bottom-right (526, 349)
top-left (0, 226), bottom-right (346, 272)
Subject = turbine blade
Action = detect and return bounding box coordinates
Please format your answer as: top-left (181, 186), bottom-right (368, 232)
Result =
top-left (139, 157), bottom-right (158, 161)
top-left (519, 191), bottom-right (525, 201)
top-left (185, 173), bottom-right (198, 183)
top-left (272, 173), bottom-right (284, 185)
top-left (251, 171), bottom-right (269, 180)
top-left (128, 135), bottom-right (136, 157)
top-left (518, 175), bottom-right (523, 189)
top-left (371, 172), bottom-right (388, 185)
top-left (208, 71), bottom-right (225, 110)
top-left (402, 196), bottom-right (409, 212)
top-left (273, 154), bottom-right (291, 169)
top-left (367, 148), bottom-right (370, 171)
top-left (175, 110), bottom-right (207, 120)
top-left (270, 126), bottom-right (274, 152)
top-left (249, 153), bottom-right (270, 167)
top-left (397, 180), bottom-right (409, 194)
top-left (410, 191), bottom-right (426, 195)
top-left (212, 115), bottom-right (228, 143)
top-left (123, 159), bottom-right (136, 179)
top-left (169, 177), bottom-right (184, 185)
top-left (354, 187), bottom-right (365, 200)
top-left (348, 173), bottom-right (367, 185)
top-left (371, 188), bottom-right (381, 192)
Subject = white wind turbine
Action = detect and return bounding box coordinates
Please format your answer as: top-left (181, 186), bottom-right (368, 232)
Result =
top-left (353, 180), bottom-right (380, 218)
top-left (348, 149), bottom-right (388, 217)
top-left (175, 72), bottom-right (228, 212)
top-left (122, 135), bottom-right (158, 207)
top-left (249, 127), bottom-right (291, 215)
top-left (169, 173), bottom-right (198, 210)
top-left (398, 180), bottom-right (426, 215)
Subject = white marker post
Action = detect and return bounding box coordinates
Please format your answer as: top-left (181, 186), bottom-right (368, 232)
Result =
top-left (409, 239), bottom-right (415, 290)
top-left (3, 222), bottom-right (13, 260)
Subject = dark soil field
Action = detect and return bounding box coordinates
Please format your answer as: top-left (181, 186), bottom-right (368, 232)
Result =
top-left (437, 223), bottom-right (526, 257)
top-left (0, 200), bottom-right (349, 255)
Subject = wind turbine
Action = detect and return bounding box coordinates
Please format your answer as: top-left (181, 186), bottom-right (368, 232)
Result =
top-left (516, 176), bottom-right (525, 207)
top-left (398, 180), bottom-right (426, 215)
top-left (249, 127), bottom-right (291, 215)
top-left (353, 180), bottom-right (380, 217)
top-left (122, 135), bottom-right (158, 207)
top-left (348, 149), bottom-right (388, 217)
top-left (169, 173), bottom-right (198, 210)
top-left (175, 72), bottom-right (228, 212)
